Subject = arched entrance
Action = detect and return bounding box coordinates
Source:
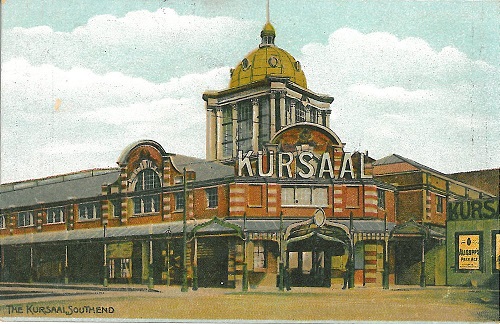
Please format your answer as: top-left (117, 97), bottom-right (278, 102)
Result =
top-left (284, 209), bottom-right (351, 287)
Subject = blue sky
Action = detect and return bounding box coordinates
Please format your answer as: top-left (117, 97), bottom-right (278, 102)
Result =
top-left (1, 0), bottom-right (499, 183)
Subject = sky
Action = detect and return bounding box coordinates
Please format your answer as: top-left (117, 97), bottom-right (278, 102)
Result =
top-left (1, 0), bottom-right (499, 184)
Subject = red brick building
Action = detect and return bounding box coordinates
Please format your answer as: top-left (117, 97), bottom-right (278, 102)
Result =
top-left (0, 22), bottom-right (494, 290)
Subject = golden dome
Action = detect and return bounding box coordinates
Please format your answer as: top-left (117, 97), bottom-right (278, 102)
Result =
top-left (229, 23), bottom-right (307, 89)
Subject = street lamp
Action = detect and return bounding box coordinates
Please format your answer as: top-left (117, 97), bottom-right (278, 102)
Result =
top-left (165, 227), bottom-right (172, 287)
top-left (102, 218), bottom-right (108, 287)
top-left (181, 168), bottom-right (188, 292)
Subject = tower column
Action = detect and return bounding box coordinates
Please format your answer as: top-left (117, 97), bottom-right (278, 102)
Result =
top-left (251, 98), bottom-right (259, 152)
top-left (232, 104), bottom-right (238, 157)
top-left (325, 110), bottom-right (331, 128)
top-left (206, 107), bottom-right (216, 160)
top-left (216, 107), bottom-right (223, 160)
top-left (279, 91), bottom-right (286, 128)
top-left (290, 100), bottom-right (296, 124)
top-left (269, 93), bottom-right (276, 137)
top-left (305, 106), bottom-right (311, 122)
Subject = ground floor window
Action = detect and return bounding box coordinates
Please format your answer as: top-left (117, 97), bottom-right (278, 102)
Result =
top-left (253, 241), bottom-right (267, 270)
top-left (0, 215), bottom-right (5, 229)
top-left (109, 258), bottom-right (132, 279)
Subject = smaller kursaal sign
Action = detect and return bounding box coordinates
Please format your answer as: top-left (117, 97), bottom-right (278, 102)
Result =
top-left (458, 234), bottom-right (480, 270)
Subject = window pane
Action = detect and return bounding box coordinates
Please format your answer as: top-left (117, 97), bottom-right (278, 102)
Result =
top-left (206, 188), bottom-right (218, 208)
top-left (281, 187), bottom-right (294, 205)
top-left (135, 169), bottom-right (160, 191)
top-left (295, 187), bottom-right (310, 205)
top-left (175, 192), bottom-right (185, 210)
top-left (302, 252), bottom-right (312, 274)
top-left (312, 187), bottom-right (328, 206)
top-left (289, 252), bottom-right (298, 269)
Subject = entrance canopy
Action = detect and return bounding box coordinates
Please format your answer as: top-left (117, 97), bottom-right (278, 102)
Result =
top-left (390, 220), bottom-right (445, 241)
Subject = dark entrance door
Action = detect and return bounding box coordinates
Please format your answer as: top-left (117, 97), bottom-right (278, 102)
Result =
top-left (394, 239), bottom-right (421, 285)
top-left (287, 236), bottom-right (345, 287)
top-left (197, 237), bottom-right (229, 287)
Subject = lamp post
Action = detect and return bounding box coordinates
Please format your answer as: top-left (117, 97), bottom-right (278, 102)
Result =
top-left (165, 227), bottom-right (172, 287)
top-left (181, 168), bottom-right (188, 292)
top-left (242, 214), bottom-right (248, 292)
top-left (383, 213), bottom-right (389, 289)
top-left (102, 218), bottom-right (108, 287)
top-left (148, 231), bottom-right (154, 290)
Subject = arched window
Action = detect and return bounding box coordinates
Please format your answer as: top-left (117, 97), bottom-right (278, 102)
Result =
top-left (133, 169), bottom-right (161, 215)
top-left (135, 169), bottom-right (160, 191)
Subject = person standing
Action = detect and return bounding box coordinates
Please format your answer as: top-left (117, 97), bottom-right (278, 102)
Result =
top-left (342, 259), bottom-right (352, 289)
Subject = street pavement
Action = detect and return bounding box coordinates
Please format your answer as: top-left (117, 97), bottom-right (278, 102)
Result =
top-left (0, 283), bottom-right (498, 322)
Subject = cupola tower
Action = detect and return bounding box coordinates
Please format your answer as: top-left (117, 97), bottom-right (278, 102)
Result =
top-left (203, 20), bottom-right (334, 162)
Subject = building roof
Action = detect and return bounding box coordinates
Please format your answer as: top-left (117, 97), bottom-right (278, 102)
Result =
top-left (0, 169), bottom-right (120, 210)
top-left (373, 154), bottom-right (495, 197)
top-left (229, 23), bottom-right (307, 89)
top-left (170, 154), bottom-right (234, 183)
top-left (373, 154), bottom-right (446, 177)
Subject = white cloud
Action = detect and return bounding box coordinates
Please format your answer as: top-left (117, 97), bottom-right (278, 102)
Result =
top-left (299, 28), bottom-right (500, 173)
top-left (348, 84), bottom-right (434, 102)
top-left (3, 8), bottom-right (258, 82)
top-left (1, 58), bottom-right (230, 182)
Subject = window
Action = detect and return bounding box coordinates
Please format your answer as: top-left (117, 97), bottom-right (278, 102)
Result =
top-left (174, 192), bottom-right (185, 211)
top-left (436, 195), bottom-right (444, 213)
top-left (17, 211), bottom-right (34, 227)
top-left (295, 104), bottom-right (306, 122)
top-left (237, 101), bottom-right (253, 152)
top-left (222, 107), bottom-right (233, 158)
top-left (47, 207), bottom-right (65, 224)
top-left (109, 258), bottom-right (132, 279)
top-left (79, 202), bottom-right (101, 221)
top-left (133, 195), bottom-right (160, 214)
top-left (377, 189), bottom-right (386, 210)
top-left (281, 186), bottom-right (328, 206)
top-left (206, 187), bottom-right (218, 209)
top-left (135, 169), bottom-right (160, 191)
top-left (133, 169), bottom-right (161, 215)
top-left (0, 215), bottom-right (5, 229)
top-left (258, 99), bottom-right (270, 148)
top-left (310, 108), bottom-right (318, 124)
top-left (111, 199), bottom-right (121, 218)
top-left (253, 241), bottom-right (266, 270)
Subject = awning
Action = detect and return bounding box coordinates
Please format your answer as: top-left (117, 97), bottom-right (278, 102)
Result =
top-left (0, 218), bottom-right (400, 246)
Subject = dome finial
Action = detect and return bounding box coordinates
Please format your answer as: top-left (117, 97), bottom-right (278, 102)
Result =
top-left (266, 0), bottom-right (270, 24)
top-left (261, 0), bottom-right (275, 46)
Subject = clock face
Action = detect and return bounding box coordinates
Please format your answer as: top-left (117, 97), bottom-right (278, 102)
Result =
top-left (313, 208), bottom-right (325, 227)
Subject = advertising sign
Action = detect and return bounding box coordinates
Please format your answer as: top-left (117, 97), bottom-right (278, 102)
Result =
top-left (457, 234), bottom-right (481, 270)
top-left (495, 233), bottom-right (500, 271)
top-left (107, 242), bottom-right (133, 259)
